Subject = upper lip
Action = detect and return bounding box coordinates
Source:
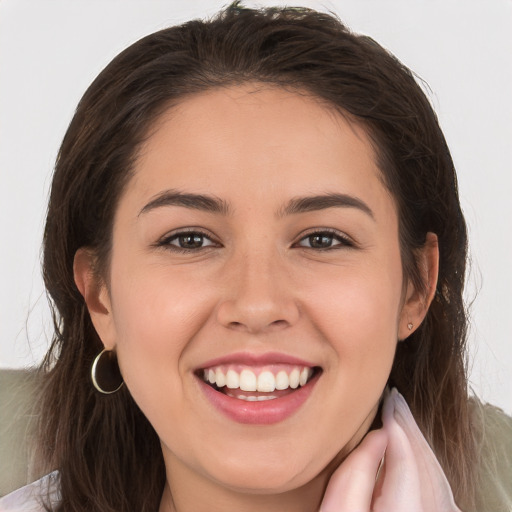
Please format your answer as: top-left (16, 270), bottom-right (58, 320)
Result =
top-left (197, 351), bottom-right (319, 370)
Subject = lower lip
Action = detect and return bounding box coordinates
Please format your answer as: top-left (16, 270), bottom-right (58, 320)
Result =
top-left (197, 371), bottom-right (320, 425)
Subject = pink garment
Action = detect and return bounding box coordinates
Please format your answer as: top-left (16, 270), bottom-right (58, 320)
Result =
top-left (0, 472), bottom-right (59, 512)
top-left (321, 388), bottom-right (461, 511)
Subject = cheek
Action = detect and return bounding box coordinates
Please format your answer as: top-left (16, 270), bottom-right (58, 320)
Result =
top-left (308, 261), bottom-right (402, 343)
top-left (110, 260), bottom-right (213, 339)
top-left (305, 261), bottom-right (402, 392)
top-left (107, 267), bottom-right (211, 407)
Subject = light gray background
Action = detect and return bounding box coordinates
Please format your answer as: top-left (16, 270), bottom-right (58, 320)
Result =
top-left (1, 0), bottom-right (511, 414)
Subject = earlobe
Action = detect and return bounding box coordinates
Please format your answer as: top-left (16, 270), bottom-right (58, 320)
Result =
top-left (399, 233), bottom-right (439, 340)
top-left (73, 248), bottom-right (116, 350)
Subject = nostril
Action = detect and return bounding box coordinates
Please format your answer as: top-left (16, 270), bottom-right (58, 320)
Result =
top-left (227, 321), bottom-right (245, 331)
top-left (270, 319), bottom-right (288, 328)
top-left (216, 295), bottom-right (300, 334)
top-left (226, 318), bottom-right (291, 334)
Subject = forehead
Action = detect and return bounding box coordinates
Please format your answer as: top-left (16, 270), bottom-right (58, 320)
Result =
top-left (127, 84), bottom-right (392, 215)
top-left (140, 84), bottom-right (375, 162)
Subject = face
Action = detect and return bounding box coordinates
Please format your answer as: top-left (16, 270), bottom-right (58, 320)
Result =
top-left (83, 85), bottom-right (419, 495)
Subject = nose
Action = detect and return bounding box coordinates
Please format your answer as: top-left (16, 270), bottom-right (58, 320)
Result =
top-left (215, 250), bottom-right (300, 334)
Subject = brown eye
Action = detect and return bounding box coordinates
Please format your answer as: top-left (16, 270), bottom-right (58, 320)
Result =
top-left (297, 231), bottom-right (352, 250)
top-left (160, 231), bottom-right (217, 251)
top-left (176, 233), bottom-right (206, 249)
top-left (307, 234), bottom-right (336, 248)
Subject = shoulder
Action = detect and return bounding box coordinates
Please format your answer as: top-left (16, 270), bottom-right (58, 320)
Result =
top-left (0, 472), bottom-right (60, 512)
top-left (470, 399), bottom-right (512, 512)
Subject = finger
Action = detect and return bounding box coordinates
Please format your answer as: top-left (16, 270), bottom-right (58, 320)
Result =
top-left (320, 428), bottom-right (387, 512)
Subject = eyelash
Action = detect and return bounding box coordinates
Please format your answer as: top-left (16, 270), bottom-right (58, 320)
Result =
top-left (294, 228), bottom-right (354, 250)
top-left (156, 228), bottom-right (219, 254)
top-left (156, 228), bottom-right (354, 253)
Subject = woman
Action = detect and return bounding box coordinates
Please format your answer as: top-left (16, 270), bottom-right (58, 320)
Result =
top-left (1, 3), bottom-right (510, 511)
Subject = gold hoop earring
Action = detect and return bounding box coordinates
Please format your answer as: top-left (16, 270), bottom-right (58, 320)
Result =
top-left (91, 349), bottom-right (124, 394)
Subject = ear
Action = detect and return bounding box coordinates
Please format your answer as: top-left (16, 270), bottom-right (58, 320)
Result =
top-left (73, 248), bottom-right (117, 350)
top-left (398, 232), bottom-right (439, 341)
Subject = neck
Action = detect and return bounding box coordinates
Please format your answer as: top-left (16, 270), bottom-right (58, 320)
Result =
top-left (158, 457), bottom-right (339, 512)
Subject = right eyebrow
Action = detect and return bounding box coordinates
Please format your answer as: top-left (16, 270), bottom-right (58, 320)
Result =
top-left (138, 189), bottom-right (231, 217)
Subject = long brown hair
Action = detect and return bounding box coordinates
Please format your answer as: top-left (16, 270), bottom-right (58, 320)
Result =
top-left (37, 3), bottom-right (475, 510)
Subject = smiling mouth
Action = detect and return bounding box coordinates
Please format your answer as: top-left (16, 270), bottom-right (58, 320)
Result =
top-left (196, 364), bottom-right (322, 401)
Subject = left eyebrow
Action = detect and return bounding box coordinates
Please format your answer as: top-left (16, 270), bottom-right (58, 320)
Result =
top-left (278, 193), bottom-right (375, 220)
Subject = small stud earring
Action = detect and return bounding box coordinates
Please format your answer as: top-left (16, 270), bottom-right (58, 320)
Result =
top-left (407, 322), bottom-right (413, 331)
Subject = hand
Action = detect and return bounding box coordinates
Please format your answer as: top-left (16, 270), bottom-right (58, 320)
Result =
top-left (319, 388), bottom-right (462, 512)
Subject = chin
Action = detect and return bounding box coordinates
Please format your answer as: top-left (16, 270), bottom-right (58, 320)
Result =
top-left (204, 453), bottom-right (324, 495)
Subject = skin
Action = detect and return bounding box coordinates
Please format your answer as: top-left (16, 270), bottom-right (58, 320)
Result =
top-left (75, 84), bottom-right (438, 512)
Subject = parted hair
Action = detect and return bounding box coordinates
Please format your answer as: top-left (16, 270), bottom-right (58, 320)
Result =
top-left (37, 3), bottom-right (475, 511)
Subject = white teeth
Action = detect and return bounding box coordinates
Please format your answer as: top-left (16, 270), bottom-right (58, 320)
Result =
top-left (289, 368), bottom-right (300, 389)
top-left (244, 395), bottom-right (277, 401)
top-left (215, 368), bottom-right (226, 388)
top-left (275, 370), bottom-right (290, 390)
top-left (226, 369), bottom-right (239, 389)
top-left (202, 365), bottom-right (315, 391)
top-left (226, 392), bottom-right (277, 401)
top-left (299, 367), bottom-right (310, 386)
top-left (239, 369), bottom-right (257, 392)
top-left (257, 371), bottom-right (276, 392)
